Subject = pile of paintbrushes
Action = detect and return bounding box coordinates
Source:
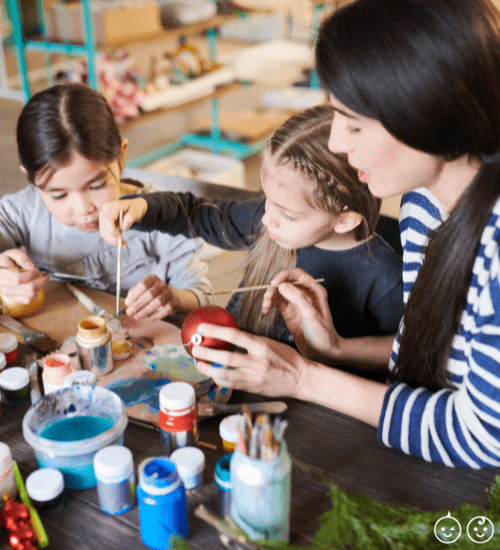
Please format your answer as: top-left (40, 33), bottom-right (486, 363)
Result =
top-left (238, 408), bottom-right (288, 460)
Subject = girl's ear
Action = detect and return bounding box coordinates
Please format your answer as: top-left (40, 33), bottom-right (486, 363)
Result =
top-left (19, 165), bottom-right (28, 176)
top-left (333, 210), bottom-right (363, 234)
top-left (119, 138), bottom-right (128, 169)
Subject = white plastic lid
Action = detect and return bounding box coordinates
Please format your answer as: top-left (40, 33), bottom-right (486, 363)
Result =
top-left (26, 468), bottom-right (64, 502)
top-left (64, 370), bottom-right (97, 387)
top-left (0, 442), bottom-right (13, 471)
top-left (170, 447), bottom-right (205, 477)
top-left (0, 353), bottom-right (6, 371)
top-left (159, 382), bottom-right (195, 411)
top-left (0, 334), bottom-right (17, 354)
top-left (94, 445), bottom-right (134, 483)
top-left (0, 367), bottom-right (29, 390)
top-left (219, 414), bottom-right (244, 444)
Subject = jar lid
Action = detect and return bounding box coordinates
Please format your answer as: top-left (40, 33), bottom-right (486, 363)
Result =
top-left (215, 453), bottom-right (232, 483)
top-left (170, 447), bottom-right (205, 477)
top-left (0, 334), bottom-right (18, 354)
top-left (94, 445), bottom-right (133, 482)
top-left (0, 352), bottom-right (6, 371)
top-left (219, 414), bottom-right (244, 444)
top-left (0, 442), bottom-right (13, 470)
top-left (26, 468), bottom-right (64, 502)
top-left (159, 382), bottom-right (195, 410)
top-left (0, 367), bottom-right (29, 390)
top-left (64, 370), bottom-right (96, 387)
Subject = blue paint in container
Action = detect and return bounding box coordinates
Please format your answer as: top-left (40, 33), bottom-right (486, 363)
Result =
top-left (22, 386), bottom-right (128, 490)
top-left (137, 457), bottom-right (188, 550)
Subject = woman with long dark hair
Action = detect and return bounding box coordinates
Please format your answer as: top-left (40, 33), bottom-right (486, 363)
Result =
top-left (169, 0), bottom-right (500, 469)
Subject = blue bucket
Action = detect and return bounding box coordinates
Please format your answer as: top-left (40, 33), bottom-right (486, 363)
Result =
top-left (22, 385), bottom-right (128, 489)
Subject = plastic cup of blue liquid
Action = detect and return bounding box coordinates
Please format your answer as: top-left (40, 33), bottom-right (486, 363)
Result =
top-left (22, 386), bottom-right (128, 490)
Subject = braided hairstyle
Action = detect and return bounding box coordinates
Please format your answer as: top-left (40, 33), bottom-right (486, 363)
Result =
top-left (238, 104), bottom-right (381, 337)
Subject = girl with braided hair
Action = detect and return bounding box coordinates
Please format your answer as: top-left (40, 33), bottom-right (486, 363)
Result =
top-left (100, 105), bottom-right (403, 380)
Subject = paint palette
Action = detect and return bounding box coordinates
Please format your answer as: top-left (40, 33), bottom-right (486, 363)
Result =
top-left (47, 314), bottom-right (231, 426)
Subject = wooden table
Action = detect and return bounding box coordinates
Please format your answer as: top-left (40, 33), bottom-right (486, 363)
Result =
top-left (1, 284), bottom-right (499, 549)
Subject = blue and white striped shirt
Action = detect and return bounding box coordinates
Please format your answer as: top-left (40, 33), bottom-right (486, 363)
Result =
top-left (378, 188), bottom-right (500, 468)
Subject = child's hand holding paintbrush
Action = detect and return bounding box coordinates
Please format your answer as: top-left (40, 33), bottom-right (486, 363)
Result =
top-left (99, 197), bottom-right (148, 248)
top-left (0, 250), bottom-right (49, 313)
top-left (260, 267), bottom-right (335, 362)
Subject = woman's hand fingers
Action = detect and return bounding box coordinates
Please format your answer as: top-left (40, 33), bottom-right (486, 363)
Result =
top-left (192, 324), bottom-right (304, 397)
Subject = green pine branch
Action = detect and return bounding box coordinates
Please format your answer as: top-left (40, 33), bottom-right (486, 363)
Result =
top-left (174, 466), bottom-right (500, 550)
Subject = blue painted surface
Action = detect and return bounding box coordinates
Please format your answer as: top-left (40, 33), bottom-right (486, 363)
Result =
top-left (106, 377), bottom-right (171, 413)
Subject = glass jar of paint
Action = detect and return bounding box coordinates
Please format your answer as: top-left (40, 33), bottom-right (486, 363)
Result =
top-left (159, 382), bottom-right (198, 456)
top-left (26, 468), bottom-right (64, 514)
top-left (137, 457), bottom-right (189, 550)
top-left (0, 442), bottom-right (17, 503)
top-left (63, 370), bottom-right (97, 387)
top-left (214, 453), bottom-right (232, 518)
top-left (0, 352), bottom-right (7, 373)
top-left (170, 447), bottom-right (205, 491)
top-left (219, 414), bottom-right (244, 453)
top-left (42, 354), bottom-right (74, 394)
top-left (94, 445), bottom-right (135, 515)
top-left (230, 441), bottom-right (291, 542)
top-left (0, 334), bottom-right (18, 365)
top-left (75, 316), bottom-right (113, 376)
top-left (0, 367), bottom-right (29, 404)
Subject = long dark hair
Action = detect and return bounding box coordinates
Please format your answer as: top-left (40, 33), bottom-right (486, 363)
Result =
top-left (238, 105), bottom-right (381, 336)
top-left (16, 83), bottom-right (122, 187)
top-left (316, 0), bottom-right (500, 391)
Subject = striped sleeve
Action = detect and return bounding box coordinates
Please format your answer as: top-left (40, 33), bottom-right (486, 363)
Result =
top-left (379, 193), bottom-right (500, 468)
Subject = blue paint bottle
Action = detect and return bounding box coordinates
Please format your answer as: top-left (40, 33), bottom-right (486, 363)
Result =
top-left (137, 457), bottom-right (188, 550)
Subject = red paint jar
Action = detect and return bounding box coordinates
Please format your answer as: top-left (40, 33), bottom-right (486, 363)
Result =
top-left (0, 334), bottom-right (18, 365)
top-left (159, 382), bottom-right (198, 456)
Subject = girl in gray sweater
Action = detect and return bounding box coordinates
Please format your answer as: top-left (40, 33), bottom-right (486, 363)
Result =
top-left (0, 83), bottom-right (211, 320)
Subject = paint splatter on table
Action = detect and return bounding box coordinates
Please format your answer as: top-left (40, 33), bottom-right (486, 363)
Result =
top-left (50, 313), bottom-right (231, 426)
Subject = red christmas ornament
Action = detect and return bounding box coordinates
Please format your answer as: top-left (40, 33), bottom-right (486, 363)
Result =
top-left (2, 498), bottom-right (38, 550)
top-left (181, 305), bottom-right (238, 357)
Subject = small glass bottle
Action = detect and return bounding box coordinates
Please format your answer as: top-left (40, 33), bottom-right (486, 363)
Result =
top-left (26, 468), bottom-right (65, 514)
top-left (42, 354), bottom-right (74, 394)
top-left (0, 442), bottom-right (17, 503)
top-left (159, 382), bottom-right (198, 456)
top-left (94, 445), bottom-right (135, 515)
top-left (215, 453), bottom-right (232, 519)
top-left (0, 334), bottom-right (18, 365)
top-left (75, 316), bottom-right (113, 375)
top-left (0, 367), bottom-right (29, 404)
top-left (219, 414), bottom-right (244, 453)
top-left (170, 447), bottom-right (205, 491)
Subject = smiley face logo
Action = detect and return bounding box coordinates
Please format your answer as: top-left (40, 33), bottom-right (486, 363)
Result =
top-left (434, 512), bottom-right (462, 544)
top-left (467, 516), bottom-right (494, 544)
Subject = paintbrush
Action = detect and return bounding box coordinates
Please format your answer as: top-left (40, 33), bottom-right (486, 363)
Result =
top-left (0, 314), bottom-right (59, 354)
top-left (116, 210), bottom-right (123, 319)
top-left (198, 400), bottom-right (287, 418)
top-left (206, 278), bottom-right (325, 296)
top-left (66, 283), bottom-right (122, 332)
top-left (0, 265), bottom-right (88, 281)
